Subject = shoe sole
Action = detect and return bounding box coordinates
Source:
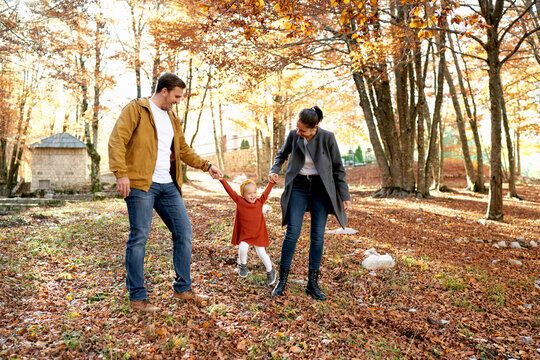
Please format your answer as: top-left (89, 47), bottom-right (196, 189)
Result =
top-left (131, 307), bottom-right (160, 313)
top-left (305, 288), bottom-right (327, 301)
top-left (172, 295), bottom-right (209, 306)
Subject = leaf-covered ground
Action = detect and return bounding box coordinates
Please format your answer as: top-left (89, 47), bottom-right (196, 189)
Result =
top-left (1, 167), bottom-right (539, 359)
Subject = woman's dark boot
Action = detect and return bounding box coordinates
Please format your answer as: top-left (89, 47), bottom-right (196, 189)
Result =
top-left (271, 268), bottom-right (290, 297)
top-left (305, 269), bottom-right (327, 301)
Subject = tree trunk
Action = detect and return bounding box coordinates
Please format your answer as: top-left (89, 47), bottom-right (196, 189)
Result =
top-left (182, 58), bottom-right (193, 133)
top-left (189, 67), bottom-right (211, 148)
top-left (218, 101), bottom-right (226, 172)
top-left (424, 34), bottom-right (446, 194)
top-left (129, 1), bottom-right (142, 98)
top-left (372, 74), bottom-right (405, 193)
top-left (351, 71), bottom-right (392, 192)
top-left (85, 17), bottom-right (104, 193)
top-left (485, 32), bottom-right (504, 220)
top-left (414, 49), bottom-right (427, 197)
top-left (393, 0), bottom-right (415, 193)
top-left (443, 63), bottom-right (477, 190)
top-left (180, 59), bottom-right (193, 182)
top-left (183, 66), bottom-right (211, 182)
top-left (78, 53), bottom-right (91, 190)
top-left (406, 62), bottom-right (417, 192)
top-left (6, 100), bottom-right (32, 194)
top-left (449, 32), bottom-right (485, 192)
top-left (210, 87), bottom-right (225, 173)
top-left (437, 116), bottom-right (448, 191)
top-left (500, 96), bottom-right (520, 199)
top-left (256, 127), bottom-right (262, 182)
top-left (151, 42), bottom-right (160, 95)
top-left (516, 128), bottom-right (521, 177)
top-left (261, 116), bottom-right (272, 177)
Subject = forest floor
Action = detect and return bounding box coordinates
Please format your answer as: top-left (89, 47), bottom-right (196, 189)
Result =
top-left (1, 161), bottom-right (539, 359)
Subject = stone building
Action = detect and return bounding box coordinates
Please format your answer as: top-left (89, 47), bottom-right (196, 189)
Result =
top-left (30, 133), bottom-right (88, 192)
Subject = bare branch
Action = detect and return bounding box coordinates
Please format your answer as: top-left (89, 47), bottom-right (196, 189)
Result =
top-left (498, 0), bottom-right (536, 43)
top-left (423, 26), bottom-right (487, 49)
top-left (461, 3), bottom-right (484, 17)
top-left (501, 24), bottom-right (540, 63)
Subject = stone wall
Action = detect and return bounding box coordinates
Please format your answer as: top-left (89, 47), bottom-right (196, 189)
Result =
top-left (204, 148), bottom-right (258, 173)
top-left (31, 148), bottom-right (88, 191)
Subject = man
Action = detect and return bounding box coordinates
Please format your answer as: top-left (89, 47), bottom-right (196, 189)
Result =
top-left (109, 72), bottom-right (223, 312)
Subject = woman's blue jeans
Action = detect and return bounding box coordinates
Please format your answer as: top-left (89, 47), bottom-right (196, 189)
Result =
top-left (280, 175), bottom-right (329, 271)
top-left (124, 182), bottom-right (192, 301)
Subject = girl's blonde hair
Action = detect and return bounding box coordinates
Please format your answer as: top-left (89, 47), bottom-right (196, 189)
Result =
top-left (240, 179), bottom-right (257, 197)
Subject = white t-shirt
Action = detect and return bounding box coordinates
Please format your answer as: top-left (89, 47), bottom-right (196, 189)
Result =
top-left (149, 100), bottom-right (174, 183)
top-left (299, 138), bottom-right (319, 175)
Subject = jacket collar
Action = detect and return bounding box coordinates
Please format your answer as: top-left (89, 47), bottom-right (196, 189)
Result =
top-left (137, 97), bottom-right (152, 110)
top-left (296, 127), bottom-right (322, 154)
top-left (138, 97), bottom-right (180, 122)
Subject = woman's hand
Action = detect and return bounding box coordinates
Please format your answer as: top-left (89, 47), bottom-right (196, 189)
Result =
top-left (268, 173), bottom-right (279, 183)
top-left (343, 200), bottom-right (351, 211)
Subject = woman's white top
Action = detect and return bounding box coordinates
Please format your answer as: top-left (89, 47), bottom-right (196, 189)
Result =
top-left (149, 100), bottom-right (174, 183)
top-left (299, 138), bottom-right (319, 175)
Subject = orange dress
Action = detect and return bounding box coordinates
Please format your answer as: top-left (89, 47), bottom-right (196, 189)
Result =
top-left (219, 179), bottom-right (275, 247)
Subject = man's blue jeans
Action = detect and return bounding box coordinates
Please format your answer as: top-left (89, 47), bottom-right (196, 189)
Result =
top-left (124, 182), bottom-right (192, 301)
top-left (280, 175), bottom-right (329, 271)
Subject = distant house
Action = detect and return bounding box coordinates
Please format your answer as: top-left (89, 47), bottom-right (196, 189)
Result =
top-left (30, 133), bottom-right (88, 192)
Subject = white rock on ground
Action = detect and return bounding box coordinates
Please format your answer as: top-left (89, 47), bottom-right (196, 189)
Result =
top-left (363, 248), bottom-right (380, 257)
top-left (530, 241), bottom-right (538, 247)
top-left (325, 227), bottom-right (358, 235)
top-left (516, 336), bottom-right (533, 345)
top-left (497, 241), bottom-right (507, 247)
top-left (510, 242), bottom-right (522, 249)
top-left (362, 254), bottom-right (395, 270)
top-left (508, 259), bottom-right (523, 266)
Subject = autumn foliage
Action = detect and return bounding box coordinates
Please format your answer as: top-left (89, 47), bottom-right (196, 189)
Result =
top-left (1, 169), bottom-right (539, 358)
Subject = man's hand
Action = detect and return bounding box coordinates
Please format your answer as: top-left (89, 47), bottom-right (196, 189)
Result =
top-left (209, 165), bottom-right (223, 180)
top-left (268, 173), bottom-right (279, 183)
top-left (343, 200), bottom-right (351, 212)
top-left (117, 177), bottom-right (130, 198)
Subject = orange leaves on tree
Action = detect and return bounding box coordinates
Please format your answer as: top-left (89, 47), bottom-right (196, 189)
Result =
top-left (418, 29), bottom-right (433, 39)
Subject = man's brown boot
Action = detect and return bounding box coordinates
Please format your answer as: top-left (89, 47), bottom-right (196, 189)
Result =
top-left (173, 289), bottom-right (209, 306)
top-left (130, 299), bottom-right (160, 313)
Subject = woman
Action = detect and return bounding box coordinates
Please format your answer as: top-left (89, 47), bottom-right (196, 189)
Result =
top-left (268, 106), bottom-right (350, 301)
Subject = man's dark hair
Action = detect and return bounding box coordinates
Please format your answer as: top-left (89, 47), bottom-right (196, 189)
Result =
top-left (155, 72), bottom-right (186, 93)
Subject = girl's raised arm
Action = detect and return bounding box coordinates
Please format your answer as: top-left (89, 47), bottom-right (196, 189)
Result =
top-left (219, 179), bottom-right (240, 203)
top-left (259, 181), bottom-right (275, 204)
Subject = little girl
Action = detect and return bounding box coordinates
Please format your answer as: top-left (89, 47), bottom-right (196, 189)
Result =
top-left (219, 178), bottom-right (276, 285)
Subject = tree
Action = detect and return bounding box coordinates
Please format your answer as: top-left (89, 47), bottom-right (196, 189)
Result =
top-left (354, 146), bottom-right (364, 164)
top-left (447, 32), bottom-right (486, 192)
top-left (118, 0), bottom-right (164, 98)
top-left (30, 0), bottom-right (115, 193)
top-left (187, 0), bottom-right (465, 199)
top-left (450, 0), bottom-right (540, 219)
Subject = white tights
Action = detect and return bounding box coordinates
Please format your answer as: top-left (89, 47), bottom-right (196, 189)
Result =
top-left (238, 241), bottom-right (273, 272)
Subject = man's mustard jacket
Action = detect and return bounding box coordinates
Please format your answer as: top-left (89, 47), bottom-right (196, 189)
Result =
top-left (108, 98), bottom-right (211, 191)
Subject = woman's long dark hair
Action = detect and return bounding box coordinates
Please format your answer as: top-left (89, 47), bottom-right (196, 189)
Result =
top-left (298, 106), bottom-right (323, 128)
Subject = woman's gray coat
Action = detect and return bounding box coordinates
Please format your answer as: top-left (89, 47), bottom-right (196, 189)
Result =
top-left (270, 128), bottom-right (350, 229)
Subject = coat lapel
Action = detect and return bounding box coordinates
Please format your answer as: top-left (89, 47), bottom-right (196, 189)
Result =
top-left (296, 135), bottom-right (305, 155)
